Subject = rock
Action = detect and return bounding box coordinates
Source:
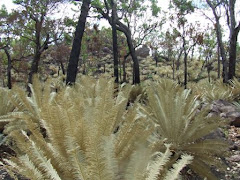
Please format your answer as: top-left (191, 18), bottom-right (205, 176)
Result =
top-left (135, 45), bottom-right (150, 58)
top-left (226, 111), bottom-right (240, 127)
top-left (204, 128), bottom-right (226, 140)
top-left (213, 99), bottom-right (233, 107)
top-left (207, 112), bottom-right (218, 118)
top-left (227, 155), bottom-right (240, 162)
top-left (220, 112), bottom-right (227, 118)
top-left (102, 47), bottom-right (112, 54)
top-left (219, 105), bottom-right (237, 113)
top-left (210, 103), bottom-right (221, 113)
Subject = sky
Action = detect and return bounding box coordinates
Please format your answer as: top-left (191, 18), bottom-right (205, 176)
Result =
top-left (0, 0), bottom-right (17, 11)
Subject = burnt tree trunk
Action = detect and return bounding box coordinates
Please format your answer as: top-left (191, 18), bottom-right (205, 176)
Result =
top-left (111, 0), bottom-right (119, 83)
top-left (125, 31), bottom-right (140, 84)
top-left (176, 48), bottom-right (184, 70)
top-left (60, 61), bottom-right (65, 75)
top-left (28, 14), bottom-right (49, 94)
top-left (183, 50), bottom-right (188, 89)
top-left (228, 0), bottom-right (240, 79)
top-left (217, 45), bottom-right (221, 79)
top-left (94, 4), bottom-right (140, 84)
top-left (3, 47), bottom-right (12, 89)
top-left (66, 0), bottom-right (91, 85)
top-left (228, 26), bottom-right (240, 79)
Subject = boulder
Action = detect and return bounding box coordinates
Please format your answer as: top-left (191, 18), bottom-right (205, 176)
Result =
top-left (135, 45), bottom-right (150, 58)
top-left (226, 111), bottom-right (240, 127)
top-left (102, 47), bottom-right (112, 54)
top-left (227, 154), bottom-right (240, 162)
top-left (203, 128), bottom-right (226, 140)
top-left (219, 105), bottom-right (236, 113)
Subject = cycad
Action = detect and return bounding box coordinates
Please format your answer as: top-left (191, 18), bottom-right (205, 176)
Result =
top-left (0, 75), bottom-right (191, 180)
top-left (192, 79), bottom-right (234, 103)
top-left (0, 88), bottom-right (15, 131)
top-left (143, 80), bottom-right (228, 180)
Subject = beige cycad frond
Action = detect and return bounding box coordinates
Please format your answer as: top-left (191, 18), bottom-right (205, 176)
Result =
top-left (192, 79), bottom-right (234, 103)
top-left (124, 145), bottom-right (152, 180)
top-left (0, 88), bottom-right (16, 130)
top-left (144, 80), bottom-right (228, 179)
top-left (2, 75), bottom-right (156, 180)
top-left (230, 78), bottom-right (240, 99)
top-left (146, 144), bottom-right (172, 180)
top-left (0, 87), bottom-right (15, 116)
top-left (163, 154), bottom-right (193, 180)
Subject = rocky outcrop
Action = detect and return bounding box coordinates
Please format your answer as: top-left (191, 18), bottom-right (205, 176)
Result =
top-left (135, 45), bottom-right (150, 58)
top-left (210, 100), bottom-right (240, 127)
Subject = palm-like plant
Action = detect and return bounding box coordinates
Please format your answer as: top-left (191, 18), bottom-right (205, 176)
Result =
top-left (0, 88), bottom-right (15, 131)
top-left (0, 76), bottom-right (192, 180)
top-left (143, 80), bottom-right (228, 180)
top-left (192, 79), bottom-right (234, 103)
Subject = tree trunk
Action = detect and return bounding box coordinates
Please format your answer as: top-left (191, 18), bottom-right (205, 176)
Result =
top-left (176, 48), bottom-right (183, 70)
top-left (111, 0), bottom-right (119, 83)
top-left (184, 51), bottom-right (187, 89)
top-left (66, 0), bottom-right (91, 85)
top-left (228, 0), bottom-right (240, 79)
top-left (123, 56), bottom-right (127, 82)
top-left (60, 61), bottom-right (65, 75)
top-left (125, 31), bottom-right (140, 84)
top-left (206, 0), bottom-right (228, 82)
top-left (4, 47), bottom-right (12, 89)
top-left (28, 52), bottom-right (41, 85)
top-left (217, 45), bottom-right (220, 78)
top-left (228, 30), bottom-right (238, 79)
top-left (172, 58), bottom-right (175, 80)
top-left (216, 18), bottom-right (228, 82)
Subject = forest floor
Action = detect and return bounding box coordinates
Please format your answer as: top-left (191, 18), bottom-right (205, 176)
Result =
top-left (224, 126), bottom-right (240, 179)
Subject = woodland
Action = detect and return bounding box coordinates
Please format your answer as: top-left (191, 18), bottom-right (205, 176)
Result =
top-left (0, 0), bottom-right (240, 180)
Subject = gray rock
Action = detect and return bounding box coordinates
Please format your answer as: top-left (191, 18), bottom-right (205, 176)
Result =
top-left (204, 128), bottom-right (226, 140)
top-left (102, 47), bottom-right (112, 54)
top-left (135, 45), bottom-right (150, 58)
top-left (226, 111), bottom-right (240, 127)
top-left (210, 103), bottom-right (221, 113)
top-left (219, 105), bottom-right (236, 113)
top-left (227, 154), bottom-right (240, 162)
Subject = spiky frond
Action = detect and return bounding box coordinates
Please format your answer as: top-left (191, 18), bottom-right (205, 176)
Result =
top-left (0, 88), bottom-right (15, 116)
top-left (144, 80), bottom-right (228, 179)
top-left (230, 78), bottom-right (240, 99)
top-left (0, 88), bottom-right (15, 130)
top-left (192, 79), bottom-right (234, 103)
top-left (1, 75), bottom-right (157, 180)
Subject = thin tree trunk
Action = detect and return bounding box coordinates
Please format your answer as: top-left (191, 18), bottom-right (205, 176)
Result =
top-left (125, 31), bottom-right (140, 84)
top-left (228, 20), bottom-right (240, 79)
top-left (172, 58), bottom-right (175, 80)
top-left (4, 48), bottom-right (12, 89)
top-left (60, 61), bottom-right (65, 75)
top-left (28, 52), bottom-right (41, 85)
top-left (94, 2), bottom-right (140, 84)
top-left (123, 56), bottom-right (127, 82)
top-left (206, 0), bottom-right (228, 82)
top-left (66, 0), bottom-right (91, 85)
top-left (184, 51), bottom-right (187, 89)
top-left (228, 0), bottom-right (240, 79)
top-left (176, 48), bottom-right (183, 70)
top-left (111, 0), bottom-right (119, 83)
top-left (217, 45), bottom-right (221, 78)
